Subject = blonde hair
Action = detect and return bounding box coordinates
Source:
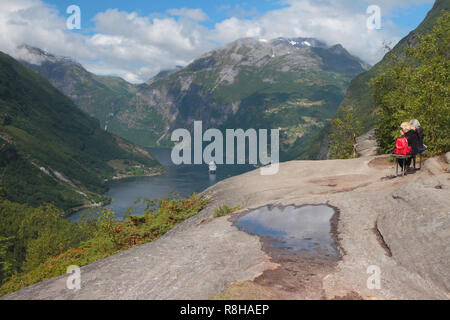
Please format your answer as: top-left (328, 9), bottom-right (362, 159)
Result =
top-left (400, 122), bottom-right (413, 132)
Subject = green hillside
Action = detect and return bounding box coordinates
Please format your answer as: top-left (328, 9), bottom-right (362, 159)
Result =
top-left (0, 52), bottom-right (161, 211)
top-left (20, 47), bottom-right (165, 147)
top-left (337, 0), bottom-right (450, 133)
top-left (371, 11), bottom-right (449, 155)
top-left (20, 47), bottom-right (138, 131)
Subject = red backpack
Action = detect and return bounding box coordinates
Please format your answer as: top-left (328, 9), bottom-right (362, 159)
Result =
top-left (394, 137), bottom-right (410, 156)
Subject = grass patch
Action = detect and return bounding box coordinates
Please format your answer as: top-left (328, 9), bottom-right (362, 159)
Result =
top-left (213, 204), bottom-right (242, 218)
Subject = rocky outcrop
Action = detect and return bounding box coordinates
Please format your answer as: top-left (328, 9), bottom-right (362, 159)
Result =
top-left (445, 152), bottom-right (450, 173)
top-left (355, 129), bottom-right (379, 157)
top-left (3, 155), bottom-right (449, 300)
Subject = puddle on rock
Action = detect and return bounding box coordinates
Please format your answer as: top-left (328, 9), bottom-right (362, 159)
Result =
top-left (235, 205), bottom-right (339, 257)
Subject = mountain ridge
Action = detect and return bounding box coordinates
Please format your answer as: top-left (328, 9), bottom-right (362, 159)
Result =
top-left (20, 36), bottom-right (369, 160)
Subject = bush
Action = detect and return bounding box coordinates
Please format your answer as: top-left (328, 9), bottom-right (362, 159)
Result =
top-left (0, 193), bottom-right (208, 296)
top-left (213, 204), bottom-right (242, 218)
top-left (0, 199), bottom-right (91, 284)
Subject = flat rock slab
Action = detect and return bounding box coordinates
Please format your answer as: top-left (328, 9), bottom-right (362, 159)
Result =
top-left (3, 156), bottom-right (449, 300)
top-left (3, 209), bottom-right (276, 300)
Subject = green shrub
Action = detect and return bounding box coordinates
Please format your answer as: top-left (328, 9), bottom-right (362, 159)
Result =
top-left (0, 193), bottom-right (208, 296)
top-left (370, 12), bottom-right (450, 155)
top-left (213, 205), bottom-right (242, 218)
top-left (328, 107), bottom-right (362, 159)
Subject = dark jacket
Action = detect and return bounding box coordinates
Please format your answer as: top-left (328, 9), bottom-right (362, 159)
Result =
top-left (405, 130), bottom-right (419, 155)
top-left (416, 127), bottom-right (424, 148)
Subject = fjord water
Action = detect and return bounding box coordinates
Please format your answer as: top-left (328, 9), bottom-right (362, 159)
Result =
top-left (235, 205), bottom-right (339, 257)
top-left (68, 148), bottom-right (254, 221)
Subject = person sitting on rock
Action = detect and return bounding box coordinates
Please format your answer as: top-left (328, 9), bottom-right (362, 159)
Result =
top-left (394, 126), bottom-right (411, 169)
top-left (401, 122), bottom-right (420, 171)
top-left (403, 122), bottom-right (419, 153)
top-left (410, 119), bottom-right (426, 153)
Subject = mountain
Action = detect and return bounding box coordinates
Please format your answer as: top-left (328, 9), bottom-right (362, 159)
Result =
top-left (21, 37), bottom-right (369, 160)
top-left (0, 51), bottom-right (161, 211)
top-left (337, 0), bottom-right (450, 133)
top-left (147, 66), bottom-right (183, 85)
top-left (137, 37), bottom-right (368, 160)
top-left (20, 47), bottom-right (170, 147)
top-left (19, 46), bottom-right (138, 133)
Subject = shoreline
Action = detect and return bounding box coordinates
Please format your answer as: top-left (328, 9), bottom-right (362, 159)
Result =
top-left (64, 201), bottom-right (110, 217)
top-left (64, 167), bottom-right (165, 217)
top-left (109, 167), bottom-right (165, 182)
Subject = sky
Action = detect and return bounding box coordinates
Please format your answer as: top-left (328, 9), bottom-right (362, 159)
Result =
top-left (0, 0), bottom-right (435, 83)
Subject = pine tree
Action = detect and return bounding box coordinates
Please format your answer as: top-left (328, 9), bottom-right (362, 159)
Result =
top-left (329, 107), bottom-right (362, 159)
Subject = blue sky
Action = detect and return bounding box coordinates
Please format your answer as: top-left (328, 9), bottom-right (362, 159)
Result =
top-left (0, 0), bottom-right (435, 83)
top-left (44, 0), bottom-right (289, 29)
top-left (44, 0), bottom-right (434, 36)
top-left (389, 2), bottom-right (435, 31)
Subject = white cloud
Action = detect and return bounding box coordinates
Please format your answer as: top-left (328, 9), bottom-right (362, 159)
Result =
top-left (0, 0), bottom-right (433, 83)
top-left (0, 0), bottom-right (93, 61)
top-left (87, 8), bottom-right (214, 81)
top-left (364, 0), bottom-right (434, 12)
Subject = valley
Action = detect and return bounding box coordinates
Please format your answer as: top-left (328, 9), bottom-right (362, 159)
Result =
top-left (21, 37), bottom-right (369, 161)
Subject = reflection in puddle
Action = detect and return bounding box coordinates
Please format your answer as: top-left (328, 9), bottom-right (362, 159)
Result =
top-left (235, 205), bottom-right (338, 257)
